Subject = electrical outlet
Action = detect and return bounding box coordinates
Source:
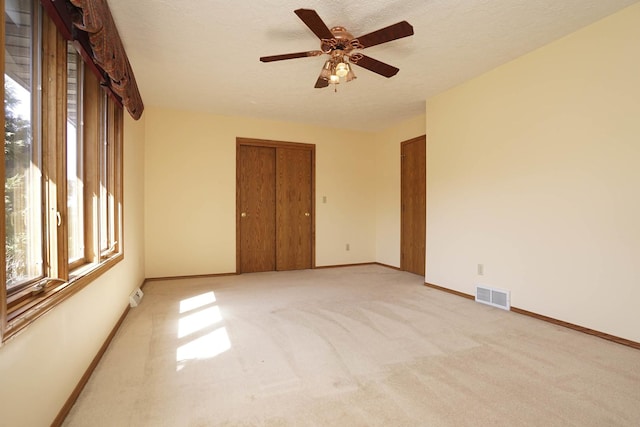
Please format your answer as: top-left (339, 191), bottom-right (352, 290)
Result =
top-left (346, 243), bottom-right (350, 251)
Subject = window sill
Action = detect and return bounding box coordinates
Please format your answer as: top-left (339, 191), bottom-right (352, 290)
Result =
top-left (3, 252), bottom-right (124, 344)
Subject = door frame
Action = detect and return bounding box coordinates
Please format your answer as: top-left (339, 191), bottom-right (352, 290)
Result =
top-left (400, 135), bottom-right (427, 275)
top-left (236, 137), bottom-right (316, 273)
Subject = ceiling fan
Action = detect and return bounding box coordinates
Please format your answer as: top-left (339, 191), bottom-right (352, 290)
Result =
top-left (260, 9), bottom-right (414, 90)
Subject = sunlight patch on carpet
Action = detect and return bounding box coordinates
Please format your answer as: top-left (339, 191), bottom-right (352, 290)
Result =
top-left (179, 291), bottom-right (217, 313)
top-left (177, 291), bottom-right (230, 371)
top-left (177, 306), bottom-right (223, 338)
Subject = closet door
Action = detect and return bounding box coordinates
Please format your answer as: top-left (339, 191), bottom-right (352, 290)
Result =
top-left (276, 147), bottom-right (312, 270)
top-left (237, 139), bottom-right (315, 273)
top-left (238, 145), bottom-right (276, 273)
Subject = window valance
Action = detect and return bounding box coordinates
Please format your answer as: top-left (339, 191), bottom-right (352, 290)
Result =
top-left (42, 0), bottom-right (144, 119)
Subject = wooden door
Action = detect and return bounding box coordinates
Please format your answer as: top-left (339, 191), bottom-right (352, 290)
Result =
top-left (276, 148), bottom-right (313, 270)
top-left (401, 135), bottom-right (426, 276)
top-left (237, 139), bottom-right (315, 273)
top-left (238, 145), bottom-right (276, 273)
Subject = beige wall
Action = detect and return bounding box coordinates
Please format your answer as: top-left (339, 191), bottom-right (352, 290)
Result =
top-left (0, 114), bottom-right (147, 426)
top-left (144, 109), bottom-right (380, 278)
top-left (374, 114), bottom-right (426, 267)
top-left (426, 4), bottom-right (640, 342)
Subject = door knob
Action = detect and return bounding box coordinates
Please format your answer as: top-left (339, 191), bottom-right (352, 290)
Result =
top-left (241, 212), bottom-right (247, 217)
top-left (304, 212), bottom-right (310, 217)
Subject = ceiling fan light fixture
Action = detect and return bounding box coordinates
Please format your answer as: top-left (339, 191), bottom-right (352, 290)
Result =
top-left (329, 74), bottom-right (340, 84)
top-left (346, 68), bottom-right (356, 82)
top-left (335, 61), bottom-right (349, 78)
top-left (320, 60), bottom-right (332, 80)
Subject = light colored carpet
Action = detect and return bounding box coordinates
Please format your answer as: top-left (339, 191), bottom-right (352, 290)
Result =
top-left (63, 265), bottom-right (640, 426)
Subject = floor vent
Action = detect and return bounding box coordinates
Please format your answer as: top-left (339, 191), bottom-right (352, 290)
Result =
top-left (129, 288), bottom-right (144, 307)
top-left (475, 285), bottom-right (510, 310)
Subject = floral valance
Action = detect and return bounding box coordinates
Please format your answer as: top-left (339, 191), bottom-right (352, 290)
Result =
top-left (42, 0), bottom-right (144, 120)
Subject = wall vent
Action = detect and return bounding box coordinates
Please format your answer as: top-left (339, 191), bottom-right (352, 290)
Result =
top-left (475, 285), bottom-right (510, 310)
top-left (129, 287), bottom-right (144, 307)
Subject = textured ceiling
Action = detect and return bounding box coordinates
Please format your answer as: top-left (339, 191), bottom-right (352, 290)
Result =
top-left (107, 0), bottom-right (639, 131)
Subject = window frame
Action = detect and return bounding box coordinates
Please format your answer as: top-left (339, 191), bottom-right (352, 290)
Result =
top-left (67, 41), bottom-right (86, 270)
top-left (1, 1), bottom-right (125, 344)
top-left (3, 0), bottom-right (45, 296)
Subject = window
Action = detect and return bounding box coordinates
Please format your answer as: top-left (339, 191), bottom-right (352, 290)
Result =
top-left (67, 41), bottom-right (84, 267)
top-left (98, 91), bottom-right (122, 259)
top-left (2, 0), bottom-right (125, 342)
top-left (4, 0), bottom-right (43, 295)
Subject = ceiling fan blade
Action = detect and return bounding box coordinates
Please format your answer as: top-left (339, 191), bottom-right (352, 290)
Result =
top-left (350, 54), bottom-right (399, 78)
top-left (314, 75), bottom-right (329, 88)
top-left (354, 21), bottom-right (414, 49)
top-left (294, 9), bottom-right (334, 40)
top-left (260, 51), bottom-right (323, 62)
